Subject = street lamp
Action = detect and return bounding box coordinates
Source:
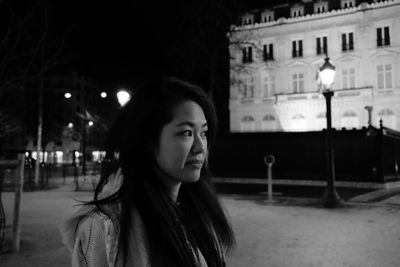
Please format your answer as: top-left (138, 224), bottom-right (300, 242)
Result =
top-left (117, 90), bottom-right (131, 106)
top-left (64, 89), bottom-right (130, 176)
top-left (64, 91), bottom-right (89, 176)
top-left (319, 56), bottom-right (344, 208)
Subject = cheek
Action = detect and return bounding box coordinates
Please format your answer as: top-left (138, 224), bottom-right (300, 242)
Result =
top-left (173, 142), bottom-right (192, 166)
top-left (158, 140), bottom-right (191, 170)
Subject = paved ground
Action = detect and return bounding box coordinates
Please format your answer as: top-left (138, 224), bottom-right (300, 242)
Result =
top-left (1, 177), bottom-right (400, 267)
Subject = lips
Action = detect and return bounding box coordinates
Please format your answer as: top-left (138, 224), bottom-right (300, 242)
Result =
top-left (186, 159), bottom-right (203, 164)
top-left (185, 159), bottom-right (204, 168)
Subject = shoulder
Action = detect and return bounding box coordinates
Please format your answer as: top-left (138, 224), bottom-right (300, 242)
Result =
top-left (60, 204), bottom-right (119, 253)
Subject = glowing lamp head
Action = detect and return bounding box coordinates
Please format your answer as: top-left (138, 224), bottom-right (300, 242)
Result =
top-left (64, 92), bottom-right (72, 99)
top-left (100, 92), bottom-right (107, 98)
top-left (117, 90), bottom-right (131, 106)
top-left (319, 57), bottom-right (336, 89)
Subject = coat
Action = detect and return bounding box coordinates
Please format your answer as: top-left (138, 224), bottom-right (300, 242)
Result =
top-left (59, 169), bottom-right (210, 267)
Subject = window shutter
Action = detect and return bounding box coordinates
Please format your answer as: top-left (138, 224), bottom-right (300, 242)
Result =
top-left (292, 41), bottom-right (296, 57)
top-left (384, 26), bottom-right (390, 45)
top-left (299, 40), bottom-right (303, 57)
top-left (248, 47), bottom-right (253, 62)
top-left (269, 44), bottom-right (273, 60)
top-left (377, 28), bottom-right (382, 46)
top-left (342, 33), bottom-right (347, 51)
top-left (349, 33), bottom-right (354, 50)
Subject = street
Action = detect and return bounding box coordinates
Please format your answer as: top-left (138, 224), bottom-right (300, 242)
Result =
top-left (1, 178), bottom-right (400, 267)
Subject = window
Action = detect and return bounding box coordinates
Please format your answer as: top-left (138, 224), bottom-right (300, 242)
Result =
top-left (314, 1), bottom-right (328, 13)
top-left (242, 76), bottom-right (254, 98)
top-left (341, 0), bottom-right (355, 8)
top-left (262, 74), bottom-right (275, 98)
top-left (291, 6), bottom-right (304, 17)
top-left (316, 36), bottom-right (328, 55)
top-left (263, 44), bottom-right (274, 61)
top-left (292, 40), bottom-right (303, 58)
top-left (342, 32), bottom-right (354, 51)
top-left (292, 73), bottom-right (304, 93)
top-left (262, 115), bottom-right (277, 131)
top-left (341, 110), bottom-right (359, 129)
top-left (262, 11), bottom-right (274, 22)
top-left (377, 26), bottom-right (390, 47)
top-left (242, 47), bottom-right (253, 63)
top-left (242, 14), bottom-right (254, 25)
top-left (377, 64), bottom-right (393, 89)
top-left (291, 113), bottom-right (307, 131)
top-left (342, 67), bottom-right (356, 89)
top-left (377, 108), bottom-right (395, 129)
top-left (241, 116), bottom-right (255, 132)
top-left (263, 15), bottom-right (273, 22)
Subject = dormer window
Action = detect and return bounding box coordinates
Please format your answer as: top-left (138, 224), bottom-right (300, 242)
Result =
top-left (261, 9), bottom-right (274, 22)
top-left (241, 13), bottom-right (254, 25)
top-left (341, 0), bottom-right (355, 8)
top-left (291, 5), bottom-right (304, 18)
top-left (314, 1), bottom-right (328, 13)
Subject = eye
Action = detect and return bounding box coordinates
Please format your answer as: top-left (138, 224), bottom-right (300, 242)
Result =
top-left (180, 130), bottom-right (192, 137)
top-left (201, 130), bottom-right (208, 138)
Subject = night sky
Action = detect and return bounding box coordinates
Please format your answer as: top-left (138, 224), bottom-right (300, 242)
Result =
top-left (1, 0), bottom-right (285, 90)
top-left (51, 1), bottom-right (159, 87)
top-left (48, 0), bottom-right (264, 89)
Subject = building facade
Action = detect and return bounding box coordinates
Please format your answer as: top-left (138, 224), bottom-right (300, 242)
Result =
top-left (229, 0), bottom-right (400, 132)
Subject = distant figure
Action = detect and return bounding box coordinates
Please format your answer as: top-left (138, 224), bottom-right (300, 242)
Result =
top-left (60, 77), bottom-right (235, 267)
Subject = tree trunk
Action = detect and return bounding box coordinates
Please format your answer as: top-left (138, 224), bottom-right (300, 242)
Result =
top-left (34, 79), bottom-right (43, 186)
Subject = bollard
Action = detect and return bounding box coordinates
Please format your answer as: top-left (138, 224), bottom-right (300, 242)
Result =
top-left (263, 155), bottom-right (275, 202)
top-left (12, 154), bottom-right (25, 252)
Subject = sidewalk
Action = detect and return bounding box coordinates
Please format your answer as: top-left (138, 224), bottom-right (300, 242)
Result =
top-left (1, 178), bottom-right (400, 267)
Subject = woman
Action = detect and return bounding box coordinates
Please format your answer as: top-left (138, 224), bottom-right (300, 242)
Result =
top-left (60, 77), bottom-right (235, 267)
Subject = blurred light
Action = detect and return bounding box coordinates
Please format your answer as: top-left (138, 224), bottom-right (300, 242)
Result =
top-left (117, 90), bottom-right (131, 106)
top-left (67, 122), bottom-right (73, 128)
top-left (319, 57), bottom-right (336, 89)
top-left (88, 121), bottom-right (94, 126)
top-left (100, 92), bottom-right (107, 98)
top-left (64, 92), bottom-right (72, 99)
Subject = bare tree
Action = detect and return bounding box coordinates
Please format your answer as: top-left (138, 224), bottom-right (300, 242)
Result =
top-left (0, 112), bottom-right (22, 138)
top-left (0, 1), bottom-right (72, 99)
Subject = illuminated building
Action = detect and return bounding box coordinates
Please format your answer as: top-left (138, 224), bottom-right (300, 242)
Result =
top-left (229, 0), bottom-right (400, 132)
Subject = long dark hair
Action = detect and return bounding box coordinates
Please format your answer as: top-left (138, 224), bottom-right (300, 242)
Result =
top-left (89, 77), bottom-right (235, 266)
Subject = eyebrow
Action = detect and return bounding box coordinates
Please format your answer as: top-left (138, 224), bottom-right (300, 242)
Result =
top-left (175, 121), bottom-right (208, 128)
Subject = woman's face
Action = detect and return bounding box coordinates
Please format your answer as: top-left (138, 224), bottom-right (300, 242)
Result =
top-left (155, 100), bottom-right (208, 186)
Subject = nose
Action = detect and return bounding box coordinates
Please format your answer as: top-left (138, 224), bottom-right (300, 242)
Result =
top-left (191, 133), bottom-right (206, 154)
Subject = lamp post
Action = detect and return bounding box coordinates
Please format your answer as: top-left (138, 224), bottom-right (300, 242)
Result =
top-left (65, 89), bottom-right (131, 175)
top-left (319, 56), bottom-right (344, 208)
top-left (65, 91), bottom-right (88, 176)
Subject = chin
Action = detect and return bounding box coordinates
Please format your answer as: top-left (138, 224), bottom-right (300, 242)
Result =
top-left (181, 171), bottom-right (201, 183)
